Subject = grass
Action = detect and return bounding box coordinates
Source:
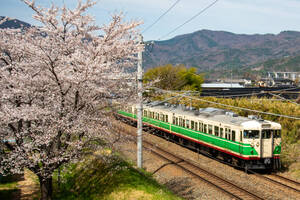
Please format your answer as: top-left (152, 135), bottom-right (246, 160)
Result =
top-left (0, 174), bottom-right (22, 200)
top-left (53, 154), bottom-right (182, 200)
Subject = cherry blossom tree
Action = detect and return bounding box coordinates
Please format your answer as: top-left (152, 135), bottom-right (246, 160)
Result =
top-left (0, 0), bottom-right (142, 199)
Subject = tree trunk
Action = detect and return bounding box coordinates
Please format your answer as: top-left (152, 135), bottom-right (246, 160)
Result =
top-left (39, 176), bottom-right (53, 200)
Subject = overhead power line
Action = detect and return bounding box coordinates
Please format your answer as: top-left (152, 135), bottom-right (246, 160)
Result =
top-left (150, 87), bottom-right (300, 120)
top-left (142, 0), bottom-right (181, 34)
top-left (158, 0), bottom-right (219, 40)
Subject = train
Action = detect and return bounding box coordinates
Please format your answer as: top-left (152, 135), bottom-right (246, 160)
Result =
top-left (116, 101), bottom-right (282, 171)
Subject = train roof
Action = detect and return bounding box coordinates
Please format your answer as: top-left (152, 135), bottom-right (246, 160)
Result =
top-left (143, 102), bottom-right (281, 128)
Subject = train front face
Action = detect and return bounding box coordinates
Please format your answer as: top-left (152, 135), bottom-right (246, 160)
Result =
top-left (241, 120), bottom-right (282, 170)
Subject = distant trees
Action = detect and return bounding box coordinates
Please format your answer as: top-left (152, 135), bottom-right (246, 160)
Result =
top-left (144, 64), bottom-right (204, 92)
top-left (0, 0), bottom-right (142, 199)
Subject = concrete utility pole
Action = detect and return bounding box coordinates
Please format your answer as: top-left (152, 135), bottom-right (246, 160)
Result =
top-left (137, 34), bottom-right (143, 168)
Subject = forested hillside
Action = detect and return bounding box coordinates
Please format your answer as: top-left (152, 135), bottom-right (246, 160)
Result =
top-left (144, 30), bottom-right (300, 78)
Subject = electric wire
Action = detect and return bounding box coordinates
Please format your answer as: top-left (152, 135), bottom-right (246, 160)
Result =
top-left (268, 93), bottom-right (299, 105)
top-left (150, 87), bottom-right (300, 120)
top-left (142, 0), bottom-right (181, 34)
top-left (158, 0), bottom-right (219, 40)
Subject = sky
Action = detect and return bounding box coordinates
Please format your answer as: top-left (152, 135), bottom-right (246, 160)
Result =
top-left (1, 0), bottom-right (300, 41)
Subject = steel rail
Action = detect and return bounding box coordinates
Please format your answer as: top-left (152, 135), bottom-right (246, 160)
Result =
top-left (144, 140), bottom-right (263, 200)
top-left (248, 170), bottom-right (300, 194)
top-left (116, 119), bottom-right (263, 200)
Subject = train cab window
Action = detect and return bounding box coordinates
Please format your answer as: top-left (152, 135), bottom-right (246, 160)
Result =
top-left (232, 130), bottom-right (236, 141)
top-left (143, 110), bottom-right (147, 117)
top-left (220, 128), bottom-right (224, 138)
top-left (191, 121), bottom-right (195, 130)
top-left (262, 130), bottom-right (272, 139)
top-left (274, 130), bottom-right (281, 138)
top-left (186, 120), bottom-right (190, 129)
top-left (208, 125), bottom-right (213, 134)
top-left (204, 124), bottom-right (207, 133)
top-left (244, 130), bottom-right (259, 139)
top-left (195, 122), bottom-right (198, 131)
top-left (214, 126), bottom-right (219, 137)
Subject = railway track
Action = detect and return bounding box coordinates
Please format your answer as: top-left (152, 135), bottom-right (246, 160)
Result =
top-left (248, 170), bottom-right (300, 197)
top-left (117, 122), bottom-right (263, 200)
top-left (270, 174), bottom-right (300, 189)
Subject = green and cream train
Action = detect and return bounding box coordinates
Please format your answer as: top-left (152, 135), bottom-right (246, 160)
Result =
top-left (117, 102), bottom-right (282, 171)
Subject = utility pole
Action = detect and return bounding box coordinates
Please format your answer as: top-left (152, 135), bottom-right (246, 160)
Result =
top-left (137, 34), bottom-right (143, 168)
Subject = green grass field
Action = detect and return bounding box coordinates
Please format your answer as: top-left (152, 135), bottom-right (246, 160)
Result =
top-left (53, 153), bottom-right (182, 200)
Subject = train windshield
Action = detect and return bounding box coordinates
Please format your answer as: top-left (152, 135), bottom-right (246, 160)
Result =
top-left (262, 130), bottom-right (272, 139)
top-left (243, 130), bottom-right (259, 139)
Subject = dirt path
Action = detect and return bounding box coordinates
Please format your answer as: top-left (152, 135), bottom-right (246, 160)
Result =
top-left (17, 169), bottom-right (39, 200)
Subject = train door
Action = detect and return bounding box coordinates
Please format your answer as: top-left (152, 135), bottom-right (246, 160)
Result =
top-left (239, 131), bottom-right (243, 155)
top-left (225, 127), bottom-right (231, 148)
top-left (261, 129), bottom-right (273, 158)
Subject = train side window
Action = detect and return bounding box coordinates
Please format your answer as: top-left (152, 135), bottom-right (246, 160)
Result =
top-left (240, 131), bottom-right (243, 142)
top-left (220, 128), bottom-right (223, 138)
top-left (134, 108), bottom-right (137, 115)
top-left (165, 115), bottom-right (168, 123)
top-left (186, 120), bottom-right (190, 129)
top-left (232, 130), bottom-right (236, 141)
top-left (204, 124), bottom-right (207, 133)
top-left (214, 126), bottom-right (219, 137)
top-left (195, 122), bottom-right (198, 131)
top-left (191, 121), bottom-right (195, 130)
top-left (225, 128), bottom-right (228, 139)
top-left (200, 122), bottom-right (203, 132)
top-left (172, 116), bottom-right (175, 124)
top-left (179, 118), bottom-right (182, 126)
top-left (183, 119), bottom-right (186, 128)
top-left (208, 125), bottom-right (213, 134)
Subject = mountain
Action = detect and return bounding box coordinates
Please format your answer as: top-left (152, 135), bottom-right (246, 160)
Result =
top-left (1, 17), bottom-right (299, 78)
top-left (144, 30), bottom-right (300, 77)
top-left (0, 16), bottom-right (31, 29)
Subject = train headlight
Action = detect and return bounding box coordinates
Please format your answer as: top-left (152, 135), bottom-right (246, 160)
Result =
top-left (264, 158), bottom-right (271, 164)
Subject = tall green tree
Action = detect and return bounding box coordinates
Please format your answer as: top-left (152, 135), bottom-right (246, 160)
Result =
top-left (144, 64), bottom-right (204, 92)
